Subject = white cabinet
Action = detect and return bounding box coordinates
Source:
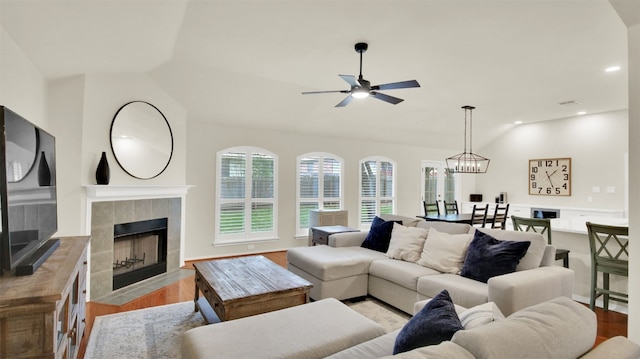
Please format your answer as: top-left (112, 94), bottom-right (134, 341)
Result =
top-left (309, 209), bottom-right (348, 227)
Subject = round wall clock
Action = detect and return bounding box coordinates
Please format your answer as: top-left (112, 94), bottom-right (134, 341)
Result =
top-left (529, 158), bottom-right (571, 196)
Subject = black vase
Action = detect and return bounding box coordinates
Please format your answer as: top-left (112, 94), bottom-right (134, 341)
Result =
top-left (96, 151), bottom-right (110, 185)
top-left (38, 151), bottom-right (51, 186)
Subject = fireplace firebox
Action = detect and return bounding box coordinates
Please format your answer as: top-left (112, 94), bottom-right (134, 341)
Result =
top-left (112, 217), bottom-right (168, 291)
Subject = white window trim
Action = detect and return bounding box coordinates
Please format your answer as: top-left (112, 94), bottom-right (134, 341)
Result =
top-left (296, 152), bottom-right (344, 237)
top-left (215, 146), bottom-right (278, 245)
top-left (359, 156), bottom-right (397, 228)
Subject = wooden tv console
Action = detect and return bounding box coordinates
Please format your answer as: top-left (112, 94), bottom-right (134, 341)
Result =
top-left (0, 236), bottom-right (89, 359)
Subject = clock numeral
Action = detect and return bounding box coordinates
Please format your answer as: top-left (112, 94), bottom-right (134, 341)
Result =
top-left (530, 174), bottom-right (536, 181)
top-left (545, 160), bottom-right (553, 167)
top-left (531, 167), bottom-right (538, 173)
top-left (531, 182), bottom-right (537, 189)
top-left (538, 187), bottom-right (543, 194)
top-left (556, 188), bottom-right (561, 195)
top-left (546, 187), bottom-right (552, 194)
top-left (561, 164), bottom-right (568, 172)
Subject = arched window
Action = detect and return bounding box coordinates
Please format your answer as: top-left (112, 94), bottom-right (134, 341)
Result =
top-left (215, 146), bottom-right (278, 244)
top-left (359, 156), bottom-right (396, 226)
top-left (296, 153), bottom-right (344, 236)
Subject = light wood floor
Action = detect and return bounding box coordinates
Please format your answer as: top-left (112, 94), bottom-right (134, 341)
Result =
top-left (77, 251), bottom-right (626, 358)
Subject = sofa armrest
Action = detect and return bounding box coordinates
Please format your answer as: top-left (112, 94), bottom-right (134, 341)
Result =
top-left (487, 266), bottom-right (574, 316)
top-left (329, 231), bottom-right (368, 247)
top-left (580, 336), bottom-right (640, 359)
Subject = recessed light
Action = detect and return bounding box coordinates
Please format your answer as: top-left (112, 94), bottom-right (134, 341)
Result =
top-left (577, 111), bottom-right (586, 115)
top-left (514, 121), bottom-right (523, 125)
top-left (605, 66), bottom-right (621, 72)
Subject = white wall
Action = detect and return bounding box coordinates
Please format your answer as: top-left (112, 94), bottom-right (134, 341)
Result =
top-left (476, 110), bottom-right (628, 212)
top-left (625, 19), bottom-right (640, 344)
top-left (184, 120), bottom-right (461, 259)
top-left (48, 74), bottom-right (188, 236)
top-left (0, 28), bottom-right (47, 127)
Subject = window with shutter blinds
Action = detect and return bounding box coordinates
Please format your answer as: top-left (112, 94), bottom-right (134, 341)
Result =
top-left (216, 147), bottom-right (277, 244)
top-left (296, 153), bottom-right (344, 236)
top-left (360, 157), bottom-right (396, 226)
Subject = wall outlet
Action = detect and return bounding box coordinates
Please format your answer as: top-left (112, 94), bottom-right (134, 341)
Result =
top-left (587, 196), bottom-right (593, 202)
top-left (248, 244), bottom-right (255, 250)
top-left (592, 186), bottom-right (601, 193)
top-left (606, 186), bottom-right (615, 194)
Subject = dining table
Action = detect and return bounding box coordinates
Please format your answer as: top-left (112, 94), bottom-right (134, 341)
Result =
top-left (418, 213), bottom-right (494, 225)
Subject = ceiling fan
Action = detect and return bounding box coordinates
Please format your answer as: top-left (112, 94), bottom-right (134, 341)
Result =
top-left (302, 42), bottom-right (420, 107)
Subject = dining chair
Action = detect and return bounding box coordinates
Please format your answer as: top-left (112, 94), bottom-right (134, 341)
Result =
top-left (470, 204), bottom-right (488, 227)
top-left (511, 216), bottom-right (570, 268)
top-left (490, 204), bottom-right (510, 230)
top-left (443, 200), bottom-right (459, 215)
top-left (423, 201), bottom-right (440, 216)
top-left (586, 221), bottom-right (628, 311)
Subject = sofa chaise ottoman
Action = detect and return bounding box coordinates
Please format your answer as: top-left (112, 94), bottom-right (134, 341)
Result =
top-left (181, 298), bottom-right (385, 359)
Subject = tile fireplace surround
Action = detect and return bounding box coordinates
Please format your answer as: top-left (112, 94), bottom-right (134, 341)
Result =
top-left (86, 185), bottom-right (190, 301)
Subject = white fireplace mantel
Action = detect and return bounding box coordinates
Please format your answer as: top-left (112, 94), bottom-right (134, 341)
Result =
top-left (84, 184), bottom-right (193, 201)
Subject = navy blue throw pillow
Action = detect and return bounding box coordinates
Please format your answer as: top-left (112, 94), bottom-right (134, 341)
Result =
top-left (460, 230), bottom-right (531, 283)
top-left (360, 216), bottom-right (401, 253)
top-left (393, 289), bottom-right (463, 354)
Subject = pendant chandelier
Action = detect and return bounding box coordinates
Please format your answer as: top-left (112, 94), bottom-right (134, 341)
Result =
top-left (445, 105), bottom-right (490, 174)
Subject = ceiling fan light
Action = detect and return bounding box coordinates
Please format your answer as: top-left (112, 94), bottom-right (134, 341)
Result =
top-left (351, 89), bottom-right (369, 99)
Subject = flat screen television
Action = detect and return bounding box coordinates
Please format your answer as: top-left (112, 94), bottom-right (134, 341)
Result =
top-left (0, 106), bottom-right (58, 276)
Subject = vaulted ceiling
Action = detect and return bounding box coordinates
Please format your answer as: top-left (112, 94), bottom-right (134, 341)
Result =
top-left (0, 0), bottom-right (628, 149)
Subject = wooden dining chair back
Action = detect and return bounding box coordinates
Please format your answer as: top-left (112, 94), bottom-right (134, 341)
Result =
top-left (443, 200), bottom-right (459, 215)
top-left (586, 221), bottom-right (629, 311)
top-left (470, 204), bottom-right (488, 227)
top-left (423, 201), bottom-right (440, 216)
top-left (511, 216), bottom-right (570, 268)
top-left (490, 204), bottom-right (510, 230)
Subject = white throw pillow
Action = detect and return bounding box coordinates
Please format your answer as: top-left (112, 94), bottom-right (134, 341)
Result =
top-left (386, 223), bottom-right (428, 262)
top-left (458, 302), bottom-right (505, 329)
top-left (417, 227), bottom-right (472, 274)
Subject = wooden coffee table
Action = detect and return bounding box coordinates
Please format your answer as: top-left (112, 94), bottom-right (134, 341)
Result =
top-left (193, 255), bottom-right (313, 323)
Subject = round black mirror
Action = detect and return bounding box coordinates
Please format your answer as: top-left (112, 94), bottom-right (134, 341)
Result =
top-left (110, 101), bottom-right (173, 179)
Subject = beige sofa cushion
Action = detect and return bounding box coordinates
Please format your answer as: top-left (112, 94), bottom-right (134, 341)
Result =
top-left (380, 214), bottom-right (421, 227)
top-left (370, 258), bottom-right (440, 291)
top-left (451, 296), bottom-right (596, 359)
top-left (416, 220), bottom-right (472, 234)
top-left (381, 342), bottom-right (475, 359)
top-left (417, 273), bottom-right (488, 309)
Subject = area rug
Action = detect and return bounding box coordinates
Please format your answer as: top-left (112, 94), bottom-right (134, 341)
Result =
top-left (84, 301), bottom-right (206, 359)
top-left (84, 297), bottom-right (410, 359)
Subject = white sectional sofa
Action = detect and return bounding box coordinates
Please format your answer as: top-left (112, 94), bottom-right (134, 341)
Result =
top-left (181, 296), bottom-right (640, 358)
top-left (287, 214), bottom-right (574, 315)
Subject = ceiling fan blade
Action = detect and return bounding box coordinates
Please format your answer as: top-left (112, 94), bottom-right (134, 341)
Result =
top-left (302, 90), bottom-right (349, 94)
top-left (335, 95), bottom-right (354, 107)
top-left (339, 75), bottom-right (358, 87)
top-left (372, 80), bottom-right (420, 91)
top-left (371, 91), bottom-right (404, 105)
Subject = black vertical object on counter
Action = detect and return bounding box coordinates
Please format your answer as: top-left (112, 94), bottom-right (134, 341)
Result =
top-left (96, 151), bottom-right (110, 185)
top-left (38, 151), bottom-right (51, 186)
